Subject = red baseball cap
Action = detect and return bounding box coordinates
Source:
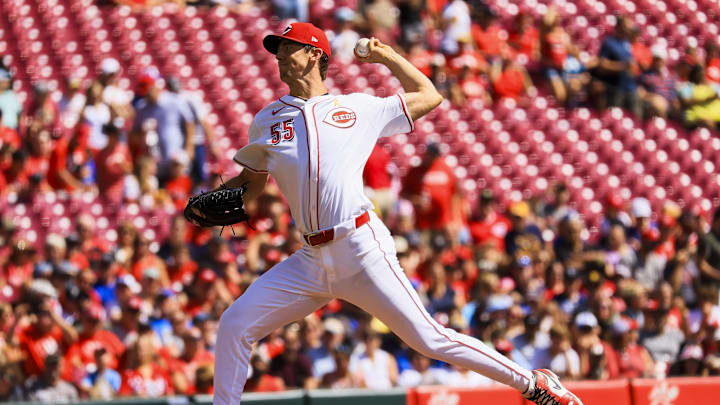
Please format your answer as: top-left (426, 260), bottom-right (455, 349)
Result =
top-left (263, 22), bottom-right (331, 58)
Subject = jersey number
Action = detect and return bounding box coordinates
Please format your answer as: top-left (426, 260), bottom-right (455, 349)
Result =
top-left (270, 120), bottom-right (294, 145)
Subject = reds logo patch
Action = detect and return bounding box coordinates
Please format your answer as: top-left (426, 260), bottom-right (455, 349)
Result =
top-left (282, 25), bottom-right (292, 35)
top-left (322, 107), bottom-right (357, 129)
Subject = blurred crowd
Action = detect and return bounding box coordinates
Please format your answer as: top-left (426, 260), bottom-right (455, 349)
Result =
top-left (1, 0), bottom-right (720, 402)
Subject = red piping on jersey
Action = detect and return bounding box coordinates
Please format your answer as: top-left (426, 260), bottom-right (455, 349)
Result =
top-left (397, 94), bottom-right (413, 131)
top-left (278, 98), bottom-right (314, 231)
top-left (366, 222), bottom-right (531, 385)
top-left (311, 103), bottom-right (321, 230)
top-left (233, 156), bottom-right (268, 173)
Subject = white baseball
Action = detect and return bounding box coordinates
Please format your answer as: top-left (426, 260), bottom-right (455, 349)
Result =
top-left (355, 38), bottom-right (370, 58)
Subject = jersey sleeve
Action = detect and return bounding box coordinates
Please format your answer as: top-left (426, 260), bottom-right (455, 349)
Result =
top-left (233, 121), bottom-right (269, 173)
top-left (365, 93), bottom-right (414, 137)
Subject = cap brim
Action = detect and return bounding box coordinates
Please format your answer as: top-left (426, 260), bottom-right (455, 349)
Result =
top-left (263, 35), bottom-right (283, 54)
top-left (263, 35), bottom-right (317, 55)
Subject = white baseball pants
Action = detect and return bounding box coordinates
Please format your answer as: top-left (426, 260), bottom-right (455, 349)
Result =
top-left (213, 212), bottom-right (532, 405)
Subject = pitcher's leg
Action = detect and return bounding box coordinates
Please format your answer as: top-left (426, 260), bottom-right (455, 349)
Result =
top-left (214, 255), bottom-right (330, 405)
top-left (335, 223), bottom-right (533, 392)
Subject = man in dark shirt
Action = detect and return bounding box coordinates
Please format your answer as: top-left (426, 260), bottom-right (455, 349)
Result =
top-left (270, 326), bottom-right (316, 389)
top-left (697, 207), bottom-right (720, 286)
top-left (592, 16), bottom-right (642, 117)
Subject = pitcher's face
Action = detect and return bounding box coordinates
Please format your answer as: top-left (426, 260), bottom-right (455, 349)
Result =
top-left (275, 39), bottom-right (311, 84)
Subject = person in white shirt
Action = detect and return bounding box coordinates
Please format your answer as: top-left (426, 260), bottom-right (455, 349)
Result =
top-left (330, 8), bottom-right (360, 63)
top-left (440, 0), bottom-right (472, 55)
top-left (397, 350), bottom-right (447, 387)
top-left (207, 21), bottom-right (584, 405)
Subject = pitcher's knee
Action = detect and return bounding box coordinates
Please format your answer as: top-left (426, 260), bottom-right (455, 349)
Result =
top-left (218, 306), bottom-right (253, 347)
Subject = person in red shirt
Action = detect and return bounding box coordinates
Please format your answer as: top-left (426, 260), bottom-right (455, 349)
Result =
top-left (630, 27), bottom-right (652, 73)
top-left (21, 82), bottom-right (60, 138)
top-left (164, 153), bottom-right (193, 212)
top-left (402, 144), bottom-right (461, 235)
top-left (169, 328), bottom-right (215, 395)
top-left (63, 303), bottom-right (125, 385)
top-left (603, 317), bottom-right (654, 379)
top-left (363, 144), bottom-right (395, 221)
top-left (95, 123), bottom-right (132, 204)
top-left (469, 190), bottom-right (511, 251)
top-left (17, 297), bottom-right (78, 377)
top-left (509, 13), bottom-right (540, 64)
top-left (470, 5), bottom-right (506, 59)
top-left (490, 49), bottom-right (534, 101)
top-left (245, 355), bottom-right (286, 392)
top-left (131, 235), bottom-right (169, 286)
top-left (120, 333), bottom-right (173, 397)
top-left (24, 128), bottom-right (52, 184)
top-left (47, 129), bottom-right (89, 193)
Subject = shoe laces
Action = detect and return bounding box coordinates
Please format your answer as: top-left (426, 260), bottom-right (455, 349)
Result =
top-left (528, 386), bottom-right (561, 405)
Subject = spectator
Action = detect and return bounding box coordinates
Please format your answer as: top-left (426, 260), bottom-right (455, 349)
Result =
top-left (349, 331), bottom-right (398, 389)
top-left (572, 311), bottom-right (608, 380)
top-left (0, 68), bottom-right (21, 130)
top-left (0, 363), bottom-right (24, 401)
top-left (511, 315), bottom-right (550, 371)
top-left (470, 4), bottom-right (505, 60)
top-left (678, 65), bottom-right (720, 129)
top-left (697, 207), bottom-right (720, 287)
top-left (80, 348), bottom-right (122, 400)
top-left (269, 325), bottom-right (316, 389)
top-left (331, 8), bottom-right (361, 63)
top-left (604, 317), bottom-right (654, 379)
top-left (320, 346), bottom-right (356, 388)
top-left (469, 189), bottom-right (511, 251)
top-left (540, 8), bottom-right (587, 105)
top-left (363, 144), bottom-right (395, 221)
top-left (402, 143), bottom-right (460, 238)
top-left (16, 292), bottom-right (77, 377)
top-left (509, 13), bottom-right (540, 65)
top-left (428, 54), bottom-right (465, 105)
top-left (638, 46), bottom-right (678, 119)
top-left (246, 354), bottom-right (286, 392)
top-left (706, 42), bottom-right (720, 84)
top-left (170, 328), bottom-right (215, 395)
top-left (490, 47), bottom-right (534, 102)
top-left (440, 0), bottom-right (472, 56)
top-left (64, 303), bottom-right (125, 384)
top-left (194, 364), bottom-right (214, 394)
top-left (23, 82), bottom-right (60, 137)
top-left (47, 124), bottom-right (91, 193)
top-left (397, 350), bottom-right (446, 387)
top-left (0, 110), bottom-right (21, 154)
top-left (539, 325), bottom-right (580, 379)
top-left (132, 71), bottom-right (195, 182)
top-left (58, 77), bottom-right (86, 131)
top-left (81, 81), bottom-right (112, 153)
top-left (591, 16), bottom-right (642, 117)
top-left (360, 0), bottom-right (399, 45)
top-left (95, 123), bottom-right (133, 204)
top-left (165, 76), bottom-right (219, 185)
top-left (307, 317), bottom-right (345, 379)
top-left (504, 201), bottom-right (542, 256)
top-left (120, 333), bottom-right (172, 397)
top-left (25, 353), bottom-right (79, 403)
top-left (641, 304), bottom-right (685, 376)
top-left (396, 0), bottom-right (425, 47)
top-left (98, 58), bottom-right (133, 122)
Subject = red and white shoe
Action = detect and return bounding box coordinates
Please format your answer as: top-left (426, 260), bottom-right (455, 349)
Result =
top-left (523, 369), bottom-right (584, 405)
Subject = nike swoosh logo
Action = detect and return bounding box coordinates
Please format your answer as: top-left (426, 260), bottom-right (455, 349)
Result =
top-left (271, 108), bottom-right (284, 115)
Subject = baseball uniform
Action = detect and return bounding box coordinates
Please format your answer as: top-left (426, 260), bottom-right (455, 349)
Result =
top-left (213, 92), bottom-right (532, 404)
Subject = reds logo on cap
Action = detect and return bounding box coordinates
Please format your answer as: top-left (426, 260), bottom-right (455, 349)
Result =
top-left (282, 25), bottom-right (292, 35)
top-left (323, 107), bottom-right (357, 128)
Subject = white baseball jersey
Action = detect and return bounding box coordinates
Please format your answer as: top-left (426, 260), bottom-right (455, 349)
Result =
top-left (233, 93), bottom-right (413, 234)
top-left (214, 91), bottom-right (533, 405)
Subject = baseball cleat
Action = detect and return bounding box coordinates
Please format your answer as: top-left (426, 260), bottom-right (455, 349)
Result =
top-left (523, 369), bottom-right (584, 405)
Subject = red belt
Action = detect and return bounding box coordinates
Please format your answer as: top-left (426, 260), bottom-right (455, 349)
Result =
top-left (303, 211), bottom-right (370, 247)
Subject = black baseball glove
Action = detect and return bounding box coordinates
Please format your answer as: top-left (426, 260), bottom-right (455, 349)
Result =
top-left (183, 185), bottom-right (250, 228)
